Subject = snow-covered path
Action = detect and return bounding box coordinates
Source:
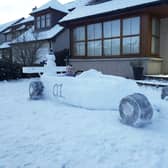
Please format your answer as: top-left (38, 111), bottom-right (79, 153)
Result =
top-left (0, 79), bottom-right (168, 168)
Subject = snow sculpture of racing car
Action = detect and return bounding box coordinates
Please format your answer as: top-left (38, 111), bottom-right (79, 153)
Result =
top-left (28, 52), bottom-right (153, 127)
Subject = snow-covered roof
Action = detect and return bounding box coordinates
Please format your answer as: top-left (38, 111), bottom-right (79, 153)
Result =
top-left (31, 0), bottom-right (68, 15)
top-left (75, 0), bottom-right (91, 6)
top-left (60, 0), bottom-right (160, 22)
top-left (64, 1), bottom-right (77, 10)
top-left (2, 28), bottom-right (12, 34)
top-left (0, 42), bottom-right (11, 49)
top-left (64, 0), bottom-right (91, 11)
top-left (12, 24), bottom-right (64, 43)
top-left (0, 18), bottom-right (24, 33)
top-left (14, 16), bottom-right (34, 26)
top-left (16, 25), bottom-right (26, 31)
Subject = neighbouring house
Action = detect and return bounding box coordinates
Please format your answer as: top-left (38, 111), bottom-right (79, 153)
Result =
top-left (10, 0), bottom-right (70, 66)
top-left (60, 0), bottom-right (168, 78)
top-left (0, 0), bottom-right (74, 66)
top-left (0, 18), bottom-right (25, 60)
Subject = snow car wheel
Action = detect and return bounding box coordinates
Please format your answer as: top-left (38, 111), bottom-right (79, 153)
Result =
top-left (119, 93), bottom-right (153, 127)
top-left (161, 86), bottom-right (168, 100)
top-left (29, 81), bottom-right (44, 100)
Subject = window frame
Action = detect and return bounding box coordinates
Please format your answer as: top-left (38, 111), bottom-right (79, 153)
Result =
top-left (103, 19), bottom-right (121, 56)
top-left (122, 16), bottom-right (141, 55)
top-left (72, 26), bottom-right (86, 57)
top-left (46, 13), bottom-right (51, 28)
top-left (35, 13), bottom-right (52, 30)
top-left (87, 23), bottom-right (102, 57)
top-left (72, 16), bottom-right (142, 58)
top-left (151, 17), bottom-right (160, 55)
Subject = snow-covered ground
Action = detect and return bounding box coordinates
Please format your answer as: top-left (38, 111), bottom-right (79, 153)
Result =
top-left (0, 75), bottom-right (168, 168)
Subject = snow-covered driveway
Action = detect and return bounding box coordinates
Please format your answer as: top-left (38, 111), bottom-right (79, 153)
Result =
top-left (0, 79), bottom-right (168, 168)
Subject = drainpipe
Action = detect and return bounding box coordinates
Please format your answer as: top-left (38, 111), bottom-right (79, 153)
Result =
top-left (9, 48), bottom-right (12, 63)
top-left (49, 40), bottom-right (52, 51)
top-left (66, 49), bottom-right (70, 65)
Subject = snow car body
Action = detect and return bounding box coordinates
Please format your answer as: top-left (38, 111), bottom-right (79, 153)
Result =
top-left (28, 52), bottom-right (154, 127)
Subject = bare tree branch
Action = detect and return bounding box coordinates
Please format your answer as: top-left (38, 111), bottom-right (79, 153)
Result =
top-left (12, 30), bottom-right (43, 66)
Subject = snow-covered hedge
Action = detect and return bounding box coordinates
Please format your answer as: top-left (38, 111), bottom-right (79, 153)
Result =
top-left (0, 59), bottom-right (22, 80)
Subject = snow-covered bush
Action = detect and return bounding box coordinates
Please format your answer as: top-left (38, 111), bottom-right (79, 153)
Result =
top-left (55, 49), bottom-right (69, 66)
top-left (119, 93), bottom-right (153, 127)
top-left (0, 59), bottom-right (22, 80)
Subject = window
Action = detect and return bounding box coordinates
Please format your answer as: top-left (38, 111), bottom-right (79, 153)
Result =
top-left (5, 33), bottom-right (12, 41)
top-left (151, 18), bottom-right (160, 54)
top-left (123, 17), bottom-right (140, 54)
top-left (87, 23), bottom-right (102, 56)
top-left (73, 26), bottom-right (85, 56)
top-left (35, 14), bottom-right (52, 30)
top-left (87, 23), bottom-right (102, 40)
top-left (72, 16), bottom-right (141, 57)
top-left (103, 20), bottom-right (120, 38)
top-left (103, 20), bottom-right (120, 56)
top-left (104, 39), bottom-right (120, 56)
top-left (123, 17), bottom-right (140, 35)
top-left (73, 27), bottom-right (85, 41)
top-left (88, 41), bottom-right (102, 56)
top-left (41, 15), bottom-right (45, 28)
top-left (46, 14), bottom-right (51, 27)
top-left (74, 42), bottom-right (85, 56)
top-left (36, 16), bottom-right (40, 29)
top-left (123, 36), bottom-right (139, 54)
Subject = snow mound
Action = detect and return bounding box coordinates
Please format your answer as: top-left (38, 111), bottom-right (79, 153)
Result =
top-left (77, 69), bottom-right (103, 78)
top-left (1, 79), bottom-right (168, 167)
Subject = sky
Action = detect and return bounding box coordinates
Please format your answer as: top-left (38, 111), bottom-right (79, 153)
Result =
top-left (0, 0), bottom-right (72, 24)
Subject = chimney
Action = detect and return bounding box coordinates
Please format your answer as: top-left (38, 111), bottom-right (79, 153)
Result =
top-left (32, 6), bottom-right (37, 11)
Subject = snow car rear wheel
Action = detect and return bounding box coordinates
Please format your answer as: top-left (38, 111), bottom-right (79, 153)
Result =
top-left (29, 81), bottom-right (44, 100)
top-left (161, 86), bottom-right (168, 100)
top-left (119, 93), bottom-right (153, 127)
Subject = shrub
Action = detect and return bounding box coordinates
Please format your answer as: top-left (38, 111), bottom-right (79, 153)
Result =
top-left (55, 49), bottom-right (69, 66)
top-left (0, 59), bottom-right (22, 80)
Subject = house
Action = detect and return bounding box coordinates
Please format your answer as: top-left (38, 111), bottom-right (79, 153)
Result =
top-left (0, 18), bottom-right (25, 60)
top-left (0, 0), bottom-right (73, 66)
top-left (60, 0), bottom-right (168, 78)
top-left (9, 0), bottom-right (70, 66)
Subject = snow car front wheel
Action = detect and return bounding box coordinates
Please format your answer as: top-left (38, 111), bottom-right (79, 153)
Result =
top-left (119, 93), bottom-right (153, 127)
top-left (161, 86), bottom-right (168, 100)
top-left (29, 81), bottom-right (44, 100)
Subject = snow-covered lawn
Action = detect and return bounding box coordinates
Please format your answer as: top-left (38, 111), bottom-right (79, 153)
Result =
top-left (0, 78), bottom-right (168, 168)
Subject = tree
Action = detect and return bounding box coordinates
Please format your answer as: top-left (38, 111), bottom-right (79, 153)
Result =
top-left (12, 29), bottom-right (43, 66)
